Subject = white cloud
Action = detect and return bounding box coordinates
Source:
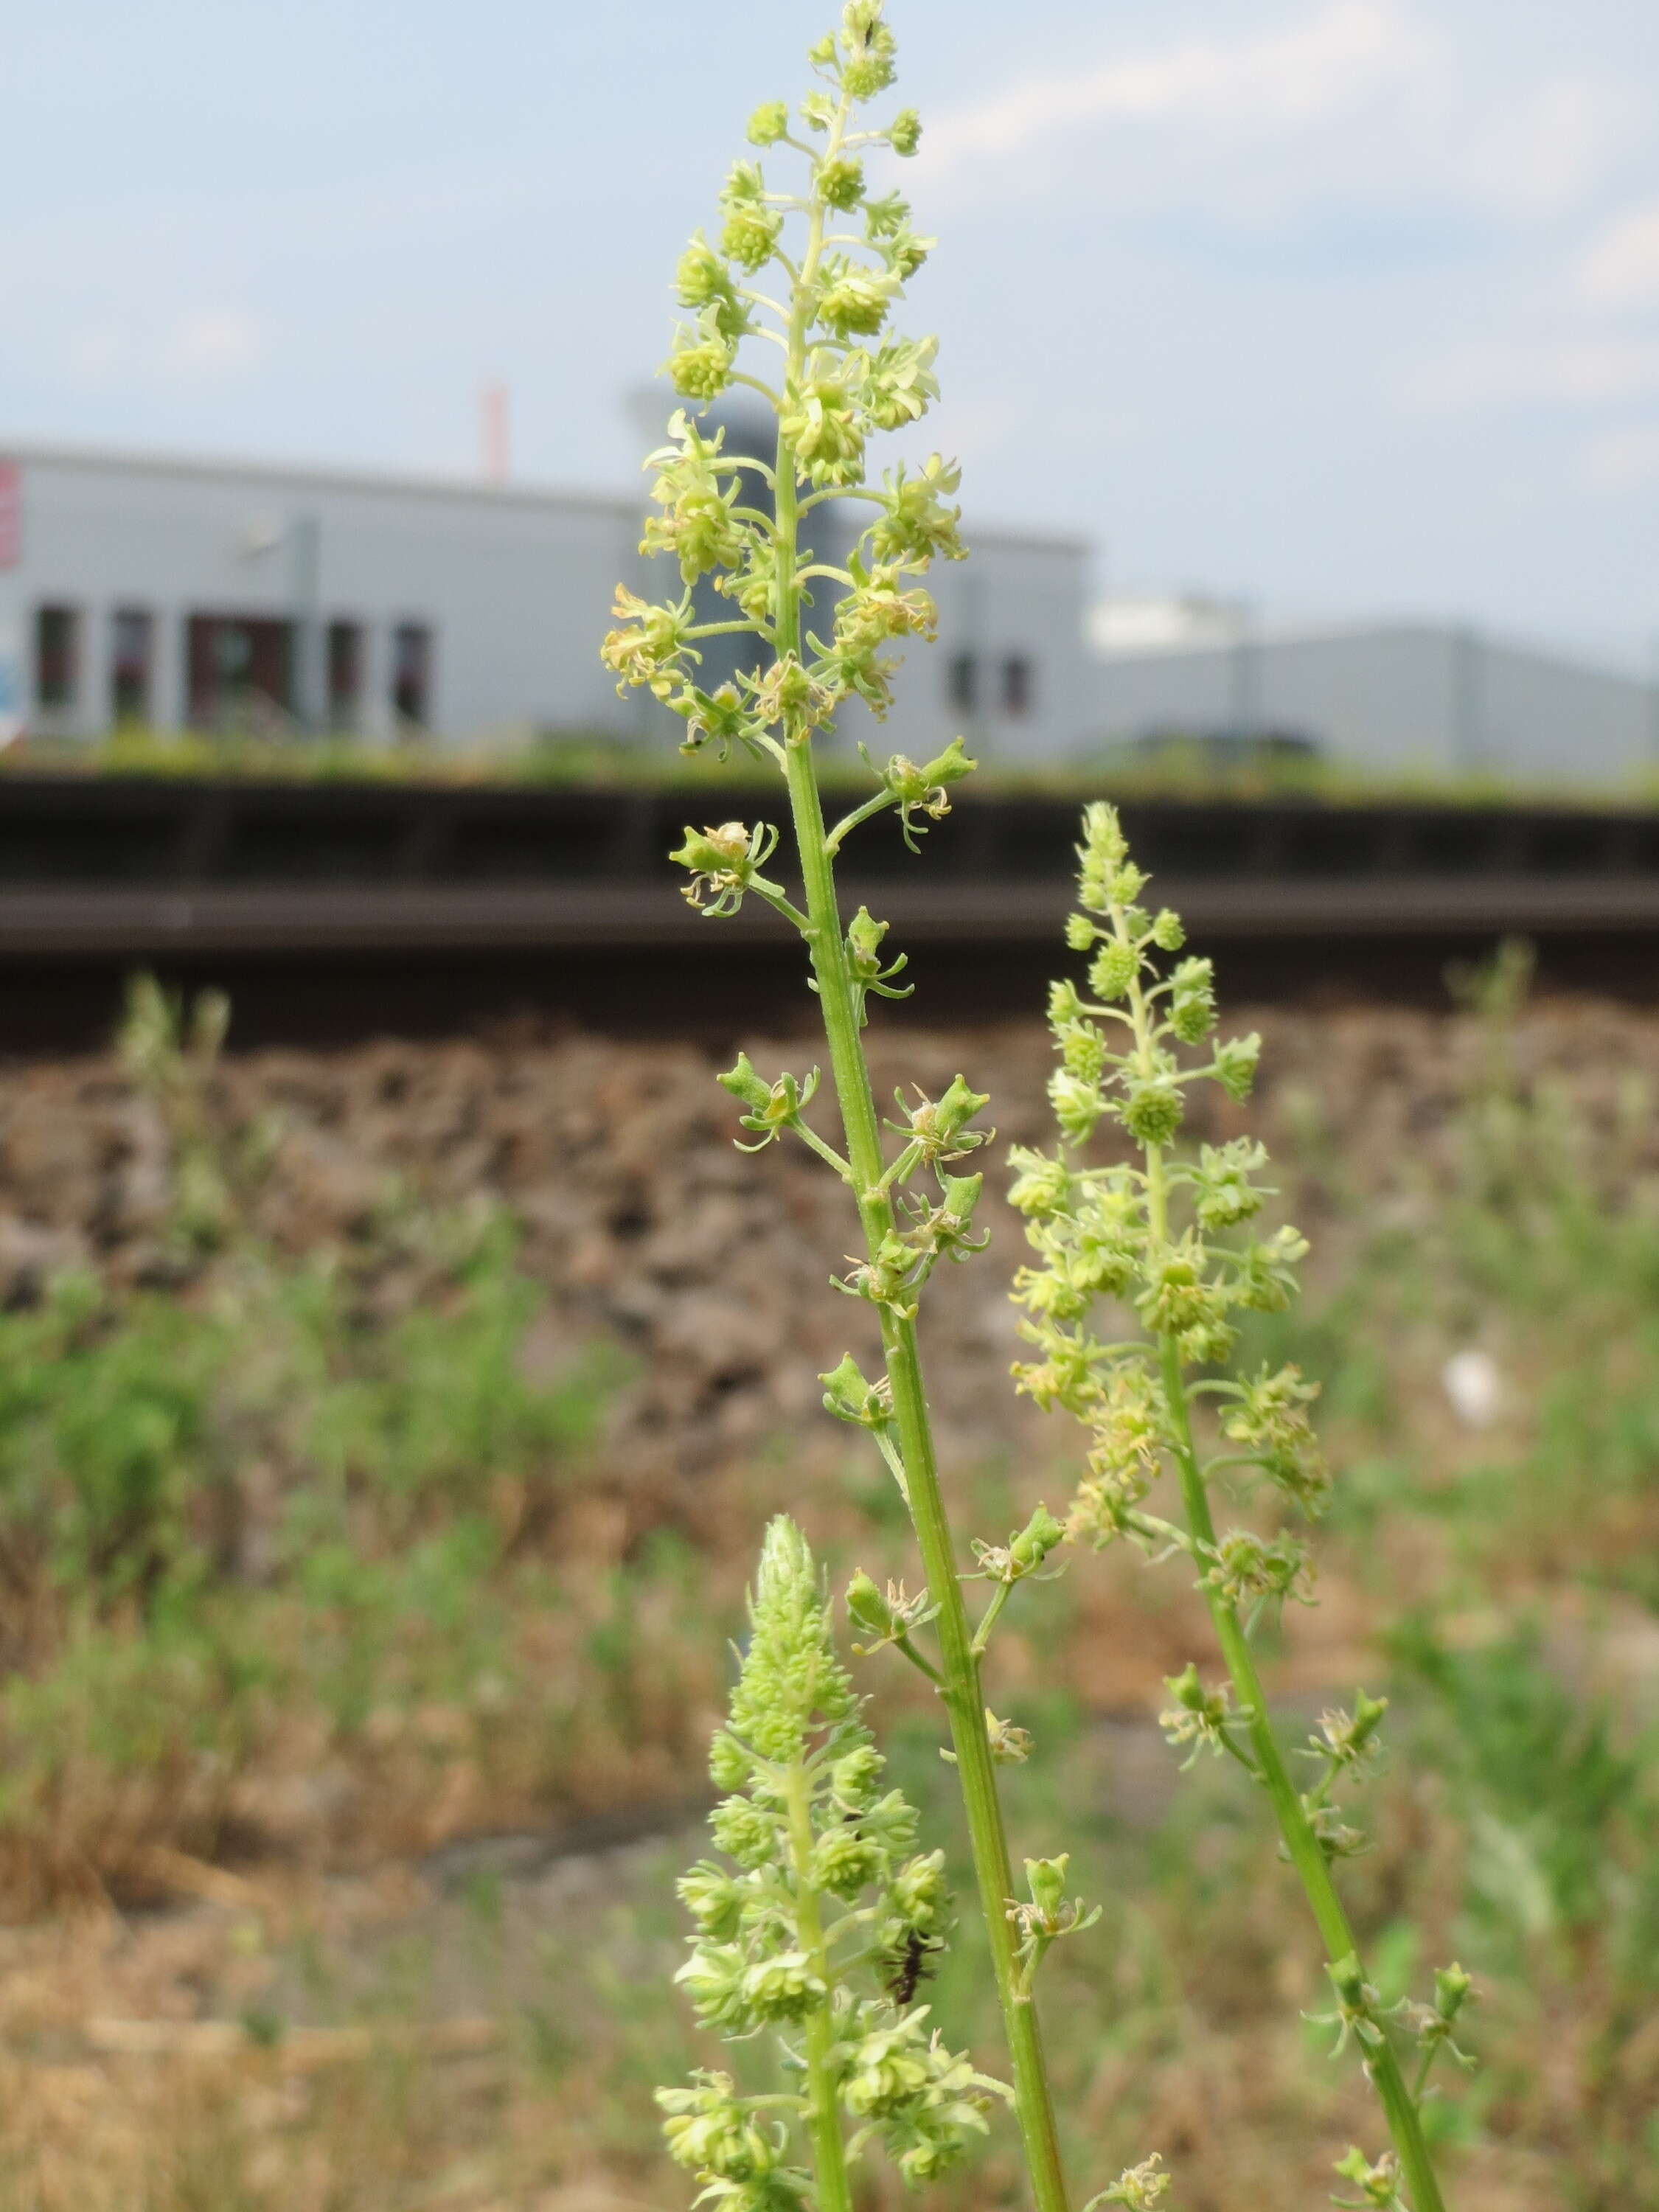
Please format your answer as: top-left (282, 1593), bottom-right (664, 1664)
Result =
top-left (1580, 201), bottom-right (1659, 305)
top-left (921, 1), bottom-right (1435, 178)
top-left (1580, 422), bottom-right (1659, 490)
top-left (161, 308), bottom-right (262, 378)
top-left (1397, 338), bottom-right (1659, 413)
top-left (914, 0), bottom-right (1637, 230)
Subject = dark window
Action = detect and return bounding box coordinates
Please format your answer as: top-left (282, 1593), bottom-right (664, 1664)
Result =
top-left (185, 613), bottom-right (293, 727)
top-left (1002, 654), bottom-right (1033, 717)
top-left (35, 605), bottom-right (79, 710)
top-left (392, 622), bottom-right (431, 727)
top-left (111, 608), bottom-right (153, 723)
top-left (947, 652), bottom-right (976, 712)
top-left (327, 622), bottom-right (362, 728)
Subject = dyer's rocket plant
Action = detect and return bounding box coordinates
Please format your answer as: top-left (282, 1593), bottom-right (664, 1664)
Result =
top-left (1011, 801), bottom-right (1475, 2211)
top-left (605, 7), bottom-right (1158, 2211)
top-left (605, 4), bottom-right (1472, 2208)
top-left (660, 1516), bottom-right (1009, 2212)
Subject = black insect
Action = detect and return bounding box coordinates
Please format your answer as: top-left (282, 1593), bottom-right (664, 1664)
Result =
top-left (883, 1929), bottom-right (941, 2007)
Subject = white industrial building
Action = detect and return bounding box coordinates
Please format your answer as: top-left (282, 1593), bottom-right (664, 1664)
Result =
top-left (1093, 605), bottom-right (1659, 787)
top-left (0, 440), bottom-right (1090, 768)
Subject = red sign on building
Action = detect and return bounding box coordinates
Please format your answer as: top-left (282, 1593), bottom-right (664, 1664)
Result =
top-left (0, 465), bottom-right (19, 568)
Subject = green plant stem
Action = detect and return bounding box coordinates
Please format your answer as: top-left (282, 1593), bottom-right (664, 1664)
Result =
top-left (1116, 904), bottom-right (1447, 2206)
top-left (783, 1765), bottom-right (856, 2212)
top-left (1154, 1330), bottom-right (1447, 2211)
top-left (776, 726), bottom-right (1071, 2212)
top-left (763, 109), bottom-right (1068, 2212)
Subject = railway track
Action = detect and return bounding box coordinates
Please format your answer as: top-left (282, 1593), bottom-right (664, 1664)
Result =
top-left (0, 775), bottom-right (1654, 1046)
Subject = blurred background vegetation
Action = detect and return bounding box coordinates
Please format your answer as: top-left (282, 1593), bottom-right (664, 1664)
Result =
top-left (0, 960), bottom-right (1649, 2210)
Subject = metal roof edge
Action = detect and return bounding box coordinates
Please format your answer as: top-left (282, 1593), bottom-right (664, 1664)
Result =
top-left (0, 437), bottom-right (639, 520)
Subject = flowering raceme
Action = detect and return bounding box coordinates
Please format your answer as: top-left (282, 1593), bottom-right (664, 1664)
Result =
top-left (602, 5), bottom-right (1473, 2211)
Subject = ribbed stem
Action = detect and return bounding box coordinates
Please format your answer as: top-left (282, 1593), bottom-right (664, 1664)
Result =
top-left (779, 734), bottom-right (1071, 2212)
top-left (1121, 909), bottom-right (1449, 2212)
top-left (1157, 1333), bottom-right (1448, 2212)
top-left (759, 89), bottom-right (1071, 2212)
top-left (783, 1764), bottom-right (857, 2212)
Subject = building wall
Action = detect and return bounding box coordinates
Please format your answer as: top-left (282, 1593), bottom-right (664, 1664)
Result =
top-left (0, 442), bottom-right (1094, 761)
top-left (1095, 622), bottom-right (1659, 787)
top-left (1, 445), bottom-right (653, 744)
top-left (824, 531), bottom-right (1091, 771)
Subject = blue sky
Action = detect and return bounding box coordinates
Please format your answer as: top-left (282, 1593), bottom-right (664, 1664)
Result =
top-left (5, 0), bottom-right (1659, 664)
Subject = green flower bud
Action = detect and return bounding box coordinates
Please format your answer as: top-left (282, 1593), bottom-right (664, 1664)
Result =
top-left (858, 1787), bottom-right (919, 1858)
top-left (677, 233), bottom-right (733, 309)
top-left (746, 100), bottom-right (790, 146)
top-left (1168, 956), bottom-right (1217, 1044)
top-left (1151, 907), bottom-right (1186, 951)
top-left (667, 333), bottom-right (734, 401)
top-left (1048, 1068), bottom-right (1103, 1143)
top-left (659, 2073), bottom-right (777, 2179)
top-left (819, 1351), bottom-right (886, 1428)
top-left (709, 1730), bottom-right (754, 1791)
top-left (888, 1846), bottom-right (950, 1931)
top-left (712, 1795), bottom-right (779, 1868)
top-left (1088, 940), bottom-right (1139, 1001)
top-left (1065, 913), bottom-right (1099, 952)
top-left (1434, 1962), bottom-right (1473, 2019)
top-left (675, 1940), bottom-right (751, 2026)
top-left (917, 734), bottom-right (975, 788)
top-left (1024, 1854), bottom-right (1070, 1917)
top-left (868, 455), bottom-right (964, 565)
top-left (1006, 1146), bottom-right (1070, 1218)
top-left (722, 200), bottom-right (783, 271)
top-left (839, 2), bottom-right (897, 100)
top-left (860, 333), bottom-right (939, 427)
top-left (817, 261), bottom-right (895, 337)
top-left (781, 373), bottom-right (866, 488)
top-left (1047, 978), bottom-right (1084, 1029)
top-left (888, 106), bottom-right (922, 155)
top-left (1137, 1248), bottom-right (1213, 1336)
top-left (1165, 1660), bottom-right (1206, 1714)
top-left (845, 1568), bottom-right (897, 1644)
top-left (830, 1743), bottom-right (885, 1806)
top-left (717, 1051), bottom-right (774, 1112)
top-left (1009, 1502), bottom-right (1065, 1572)
top-left (1213, 1031), bottom-right (1262, 1101)
top-left (1061, 1022), bottom-right (1107, 1082)
top-left (817, 153), bottom-right (866, 209)
top-left (1121, 1077), bottom-right (1183, 1147)
top-left (809, 1824), bottom-right (883, 1899)
top-left (677, 1862), bottom-right (746, 1941)
top-left (742, 1949), bottom-right (826, 2021)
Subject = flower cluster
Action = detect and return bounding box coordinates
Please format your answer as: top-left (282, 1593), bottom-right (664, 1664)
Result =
top-left (661, 1518), bottom-right (1006, 2210)
top-left (1012, 806), bottom-right (1473, 2191)
top-left (604, 0), bottom-right (972, 782)
top-left (1006, 800), bottom-right (1329, 1582)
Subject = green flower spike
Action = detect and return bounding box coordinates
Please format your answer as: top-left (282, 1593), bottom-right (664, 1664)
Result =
top-left (1018, 804), bottom-right (1468, 2211)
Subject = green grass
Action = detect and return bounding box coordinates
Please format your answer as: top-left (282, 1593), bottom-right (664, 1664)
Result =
top-left (0, 970), bottom-right (1650, 2203)
top-left (9, 722), bottom-right (1659, 810)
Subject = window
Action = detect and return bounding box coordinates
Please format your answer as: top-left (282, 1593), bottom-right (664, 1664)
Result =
top-left (947, 652), bottom-right (976, 713)
top-left (185, 613), bottom-right (293, 727)
top-left (111, 608), bottom-right (153, 723)
top-left (392, 622), bottom-right (432, 727)
top-left (35, 605), bottom-right (79, 711)
top-left (327, 622), bottom-right (362, 728)
top-left (1001, 654), bottom-right (1034, 718)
